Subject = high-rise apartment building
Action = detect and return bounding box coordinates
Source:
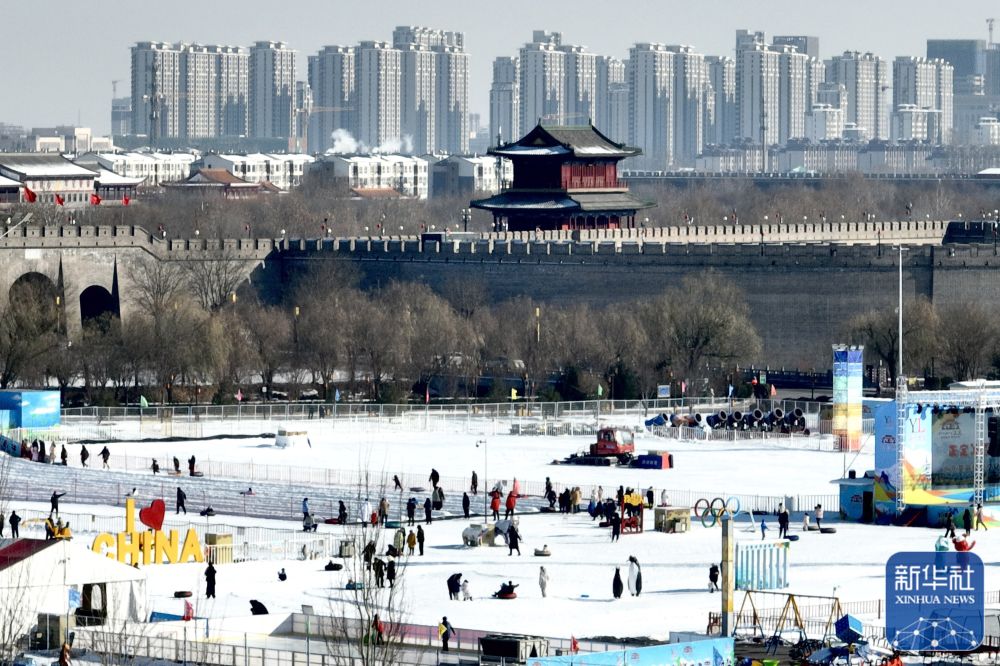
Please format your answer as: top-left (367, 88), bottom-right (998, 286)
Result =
top-left (131, 42), bottom-right (183, 140)
top-left (735, 42), bottom-right (780, 149)
top-left (777, 46), bottom-right (808, 144)
top-left (181, 44), bottom-right (217, 139)
top-left (398, 44), bottom-right (437, 153)
top-left (893, 56), bottom-right (953, 144)
top-left (772, 35), bottom-right (820, 59)
top-left (561, 45), bottom-right (598, 125)
top-left (519, 31), bottom-right (566, 130)
top-left (392, 26), bottom-right (463, 50)
top-left (111, 97), bottom-right (132, 138)
top-left (704, 56), bottom-right (735, 146)
top-left (595, 56), bottom-right (625, 139)
top-left (307, 46), bottom-right (355, 154)
top-left (628, 43), bottom-right (674, 170)
top-left (249, 41), bottom-right (296, 140)
top-left (490, 56), bottom-right (519, 145)
top-left (827, 51), bottom-right (890, 140)
top-left (666, 45), bottom-right (705, 166)
top-left (434, 45), bottom-right (469, 154)
top-left (356, 41), bottom-right (402, 150)
top-left (927, 39), bottom-right (985, 94)
top-left (216, 46), bottom-right (249, 137)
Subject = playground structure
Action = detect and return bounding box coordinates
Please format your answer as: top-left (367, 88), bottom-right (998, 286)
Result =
top-left (733, 590), bottom-right (846, 643)
top-left (735, 541), bottom-right (790, 590)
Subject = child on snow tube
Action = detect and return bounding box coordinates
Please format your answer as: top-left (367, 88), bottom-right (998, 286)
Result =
top-left (493, 581), bottom-right (518, 599)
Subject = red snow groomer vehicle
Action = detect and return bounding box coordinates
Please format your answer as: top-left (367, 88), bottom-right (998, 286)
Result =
top-left (561, 428), bottom-right (636, 466)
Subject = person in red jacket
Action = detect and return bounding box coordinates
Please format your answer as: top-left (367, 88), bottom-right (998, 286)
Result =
top-left (504, 492), bottom-right (517, 520)
top-left (490, 492), bottom-right (501, 521)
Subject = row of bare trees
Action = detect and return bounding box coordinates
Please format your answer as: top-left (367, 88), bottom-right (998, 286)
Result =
top-left (6, 175), bottom-right (998, 241)
top-left (848, 299), bottom-right (1000, 388)
top-left (0, 255), bottom-right (762, 403)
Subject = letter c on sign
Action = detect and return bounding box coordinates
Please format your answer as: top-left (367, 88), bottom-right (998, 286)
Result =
top-left (92, 533), bottom-right (115, 558)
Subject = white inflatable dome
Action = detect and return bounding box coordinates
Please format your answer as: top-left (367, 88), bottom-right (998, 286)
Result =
top-left (275, 427), bottom-right (310, 448)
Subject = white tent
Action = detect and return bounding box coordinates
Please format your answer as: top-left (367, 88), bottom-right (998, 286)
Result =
top-left (0, 538), bottom-right (149, 647)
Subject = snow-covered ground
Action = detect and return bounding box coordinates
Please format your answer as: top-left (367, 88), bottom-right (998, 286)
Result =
top-left (9, 426), bottom-right (996, 642)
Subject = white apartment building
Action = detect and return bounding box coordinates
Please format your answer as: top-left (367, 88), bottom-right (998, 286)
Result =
top-left (806, 104), bottom-right (844, 142)
top-left (202, 153), bottom-right (315, 190)
top-left (0, 154), bottom-right (98, 205)
top-left (430, 155), bottom-right (513, 197)
top-left (398, 45), bottom-right (437, 154)
top-left (973, 117), bottom-right (1000, 145)
top-left (519, 32), bottom-right (566, 130)
top-left (131, 42), bottom-right (184, 139)
top-left (595, 56), bottom-right (627, 142)
top-left (778, 47), bottom-right (808, 144)
top-left (561, 45), bottom-right (598, 125)
top-left (96, 151), bottom-right (198, 186)
top-left (249, 41), bottom-right (297, 140)
top-left (891, 104), bottom-right (941, 143)
top-left (893, 56), bottom-right (953, 144)
top-left (316, 154), bottom-right (429, 199)
top-left (827, 52), bottom-right (890, 141)
top-left (356, 41), bottom-right (402, 150)
top-left (628, 43), bottom-right (674, 171)
top-left (704, 56), bottom-right (736, 147)
top-left (490, 56), bottom-right (519, 145)
top-left (434, 45), bottom-right (469, 154)
top-left (666, 45), bottom-right (705, 167)
top-left (735, 43), bottom-right (780, 149)
top-left (307, 46), bottom-right (356, 154)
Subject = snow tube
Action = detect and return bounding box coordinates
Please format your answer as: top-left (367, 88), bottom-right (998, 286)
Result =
top-left (534, 548), bottom-right (552, 557)
top-left (190, 471), bottom-right (204, 477)
top-left (496, 592), bottom-right (517, 600)
top-left (324, 518), bottom-right (340, 524)
top-left (787, 534), bottom-right (800, 541)
top-left (173, 591), bottom-right (192, 598)
top-left (806, 526), bottom-right (820, 531)
top-left (819, 527), bottom-right (837, 534)
top-left (410, 487), bottom-right (426, 492)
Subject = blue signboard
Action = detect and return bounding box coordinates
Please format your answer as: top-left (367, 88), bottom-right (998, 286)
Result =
top-left (886, 551), bottom-right (984, 651)
top-left (530, 638), bottom-right (735, 666)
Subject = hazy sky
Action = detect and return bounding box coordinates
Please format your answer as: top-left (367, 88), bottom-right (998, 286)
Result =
top-left (1, 0), bottom-right (996, 135)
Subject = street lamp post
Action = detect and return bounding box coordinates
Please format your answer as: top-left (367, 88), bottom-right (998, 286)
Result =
top-left (462, 208), bottom-right (471, 232)
top-left (476, 439), bottom-right (488, 517)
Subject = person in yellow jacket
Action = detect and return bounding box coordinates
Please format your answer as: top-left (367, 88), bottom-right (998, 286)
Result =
top-left (438, 616), bottom-right (455, 652)
top-left (406, 530), bottom-right (417, 556)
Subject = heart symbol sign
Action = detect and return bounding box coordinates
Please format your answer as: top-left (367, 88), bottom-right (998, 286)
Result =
top-left (139, 499), bottom-right (166, 531)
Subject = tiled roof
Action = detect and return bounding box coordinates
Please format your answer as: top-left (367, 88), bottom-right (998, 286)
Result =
top-left (0, 153), bottom-right (98, 179)
top-left (492, 124), bottom-right (640, 159)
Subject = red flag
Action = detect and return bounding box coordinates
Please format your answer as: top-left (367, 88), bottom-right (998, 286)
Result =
top-left (54, 194), bottom-right (64, 206)
top-left (23, 186), bottom-right (36, 203)
top-left (90, 193), bottom-right (102, 206)
top-left (182, 600), bottom-right (194, 621)
top-left (122, 195), bottom-right (131, 206)
top-left (570, 636), bottom-right (579, 654)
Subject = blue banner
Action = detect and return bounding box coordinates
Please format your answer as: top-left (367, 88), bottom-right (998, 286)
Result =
top-left (886, 551), bottom-right (984, 651)
top-left (530, 638), bottom-right (734, 666)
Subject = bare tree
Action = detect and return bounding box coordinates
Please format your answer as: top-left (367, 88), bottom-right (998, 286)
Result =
top-left (238, 302), bottom-right (293, 395)
top-left (128, 255), bottom-right (186, 326)
top-left (847, 297), bottom-right (939, 387)
top-left (936, 302), bottom-right (998, 381)
top-left (0, 558), bottom-right (32, 662)
top-left (182, 251), bottom-right (253, 312)
top-left (320, 469), bottom-right (409, 666)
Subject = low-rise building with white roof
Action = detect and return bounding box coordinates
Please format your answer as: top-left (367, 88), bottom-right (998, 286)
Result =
top-left (0, 153), bottom-right (98, 205)
top-left (312, 154), bottom-right (429, 199)
top-left (202, 153), bottom-right (315, 190)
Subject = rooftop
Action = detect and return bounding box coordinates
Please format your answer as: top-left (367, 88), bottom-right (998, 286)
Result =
top-left (491, 124), bottom-right (640, 159)
top-left (0, 153), bottom-right (98, 179)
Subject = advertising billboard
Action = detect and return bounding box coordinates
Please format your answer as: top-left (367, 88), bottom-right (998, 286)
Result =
top-left (529, 638), bottom-right (735, 666)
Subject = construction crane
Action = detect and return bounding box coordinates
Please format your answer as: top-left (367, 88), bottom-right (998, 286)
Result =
top-left (989, 18), bottom-right (996, 48)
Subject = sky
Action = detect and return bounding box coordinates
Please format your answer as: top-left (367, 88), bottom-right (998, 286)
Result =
top-left (1, 0), bottom-right (997, 135)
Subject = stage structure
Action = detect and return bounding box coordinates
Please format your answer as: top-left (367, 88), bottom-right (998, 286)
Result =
top-left (832, 345), bottom-right (864, 451)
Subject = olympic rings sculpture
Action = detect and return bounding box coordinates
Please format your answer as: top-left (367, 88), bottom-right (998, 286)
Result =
top-left (695, 496), bottom-right (742, 527)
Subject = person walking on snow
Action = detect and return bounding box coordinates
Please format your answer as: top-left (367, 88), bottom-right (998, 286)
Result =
top-left (627, 556), bottom-right (642, 596)
top-left (417, 525), bottom-right (425, 556)
top-left (490, 492), bottom-right (501, 521)
top-left (963, 504), bottom-right (974, 537)
top-left (507, 524), bottom-right (522, 556)
top-left (709, 563), bottom-right (720, 592)
top-left (976, 503), bottom-right (988, 531)
top-left (302, 498), bottom-right (310, 518)
top-left (461, 579), bottom-right (472, 600)
top-left (504, 492), bottom-right (517, 520)
top-left (176, 487), bottom-right (187, 515)
top-left (778, 504), bottom-right (790, 539)
top-left (814, 504), bottom-right (824, 529)
top-left (386, 559), bottom-right (397, 587)
top-left (99, 446), bottom-right (111, 469)
top-left (438, 617), bottom-right (454, 652)
top-left (60, 445), bottom-right (67, 466)
top-left (393, 475), bottom-right (403, 491)
top-left (424, 497), bottom-right (433, 524)
top-left (471, 470), bottom-right (478, 495)
top-left (205, 562), bottom-right (217, 598)
top-left (9, 511), bottom-right (20, 538)
top-left (462, 492), bottom-right (470, 519)
top-left (760, 519), bottom-right (768, 540)
top-left (80, 445), bottom-right (89, 467)
top-left (539, 566), bottom-right (550, 598)
top-left (429, 468), bottom-right (440, 489)
top-left (406, 497), bottom-right (417, 526)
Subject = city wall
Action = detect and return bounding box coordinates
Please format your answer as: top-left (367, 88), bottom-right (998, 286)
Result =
top-left (0, 220), bottom-right (995, 368)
